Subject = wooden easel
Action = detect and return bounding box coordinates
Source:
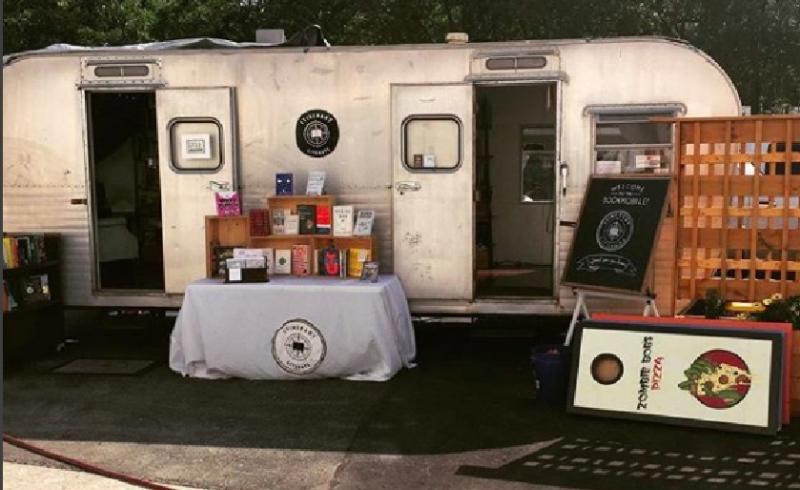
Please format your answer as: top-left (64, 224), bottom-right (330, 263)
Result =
top-left (563, 288), bottom-right (659, 346)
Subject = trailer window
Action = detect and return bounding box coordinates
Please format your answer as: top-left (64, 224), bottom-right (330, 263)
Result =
top-left (168, 118), bottom-right (223, 171)
top-left (403, 115), bottom-right (462, 170)
top-left (593, 112), bottom-right (673, 175)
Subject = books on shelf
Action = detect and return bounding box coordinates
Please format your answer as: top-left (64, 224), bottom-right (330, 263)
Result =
top-left (347, 248), bottom-right (372, 278)
top-left (284, 214), bottom-right (300, 235)
top-left (315, 205), bottom-right (331, 235)
top-left (353, 210), bottom-right (375, 236)
top-left (306, 170), bottom-right (326, 196)
top-left (249, 209), bottom-right (269, 236)
top-left (22, 273), bottom-right (51, 303)
top-left (274, 249), bottom-right (292, 274)
top-left (319, 245), bottom-right (340, 276)
top-left (212, 246), bottom-right (238, 278)
top-left (215, 191), bottom-right (241, 216)
top-left (332, 205), bottom-right (354, 236)
top-left (271, 209), bottom-right (287, 235)
top-left (298, 204), bottom-right (316, 235)
top-left (3, 234), bottom-right (49, 268)
top-left (276, 173), bottom-right (294, 195)
top-left (291, 244), bottom-right (310, 276)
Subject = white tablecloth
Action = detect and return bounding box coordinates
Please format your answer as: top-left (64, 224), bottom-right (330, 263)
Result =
top-left (169, 275), bottom-right (416, 381)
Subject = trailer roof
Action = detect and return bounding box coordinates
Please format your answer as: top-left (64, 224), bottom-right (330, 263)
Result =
top-left (5, 34), bottom-right (702, 65)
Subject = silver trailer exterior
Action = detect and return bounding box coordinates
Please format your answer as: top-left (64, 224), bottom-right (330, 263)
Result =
top-left (3, 37), bottom-right (741, 314)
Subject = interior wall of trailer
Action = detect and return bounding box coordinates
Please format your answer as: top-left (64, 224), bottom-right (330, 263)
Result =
top-left (482, 84), bottom-right (556, 265)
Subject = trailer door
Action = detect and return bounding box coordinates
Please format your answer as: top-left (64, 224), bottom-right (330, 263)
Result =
top-left (391, 84), bottom-right (474, 299)
top-left (156, 87), bottom-right (238, 293)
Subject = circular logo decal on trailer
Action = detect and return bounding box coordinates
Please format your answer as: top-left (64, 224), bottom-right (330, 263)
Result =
top-left (595, 210), bottom-right (634, 252)
top-left (296, 109), bottom-right (339, 157)
top-left (678, 349), bottom-right (751, 409)
top-left (271, 319), bottom-right (327, 375)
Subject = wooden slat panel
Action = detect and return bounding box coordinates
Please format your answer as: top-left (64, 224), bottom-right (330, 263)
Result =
top-left (781, 119), bottom-right (793, 297)
top-left (689, 121), bottom-right (701, 299)
top-left (678, 153), bottom-right (800, 165)
top-left (679, 176), bottom-right (800, 196)
top-left (679, 228), bottom-right (800, 250)
top-left (677, 258), bottom-right (800, 271)
top-left (681, 207), bottom-right (800, 218)
top-left (679, 279), bottom-right (800, 301)
top-left (674, 115), bottom-right (800, 306)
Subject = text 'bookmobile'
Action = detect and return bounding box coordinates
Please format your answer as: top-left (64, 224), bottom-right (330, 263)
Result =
top-left (2, 33), bottom-right (741, 315)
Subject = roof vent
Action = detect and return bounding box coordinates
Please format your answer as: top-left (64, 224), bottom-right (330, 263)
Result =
top-left (446, 32), bottom-right (469, 44)
top-left (256, 29), bottom-right (286, 44)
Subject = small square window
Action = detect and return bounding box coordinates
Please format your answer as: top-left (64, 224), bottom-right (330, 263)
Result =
top-left (169, 118), bottom-right (223, 171)
top-left (403, 116), bottom-right (461, 170)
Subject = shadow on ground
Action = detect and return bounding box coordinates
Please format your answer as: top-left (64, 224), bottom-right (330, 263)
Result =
top-left (4, 315), bottom-right (800, 489)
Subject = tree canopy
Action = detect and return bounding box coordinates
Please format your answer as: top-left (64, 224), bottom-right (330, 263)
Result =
top-left (4, 0), bottom-right (799, 112)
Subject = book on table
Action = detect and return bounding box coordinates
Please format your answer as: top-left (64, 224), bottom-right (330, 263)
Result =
top-left (306, 170), bottom-right (326, 196)
top-left (271, 208), bottom-right (287, 235)
top-left (316, 205), bottom-right (331, 234)
top-left (274, 249), bottom-right (292, 274)
top-left (298, 204), bottom-right (316, 235)
top-left (332, 205), bottom-right (354, 236)
top-left (353, 210), bottom-right (375, 236)
top-left (347, 248), bottom-right (372, 278)
top-left (276, 173), bottom-right (294, 195)
top-left (291, 244), bottom-right (310, 276)
top-left (284, 214), bottom-right (300, 235)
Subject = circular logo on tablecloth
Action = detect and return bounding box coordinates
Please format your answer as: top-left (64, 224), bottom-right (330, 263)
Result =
top-left (596, 210), bottom-right (634, 252)
top-left (271, 319), bottom-right (327, 375)
top-left (296, 109), bottom-right (339, 158)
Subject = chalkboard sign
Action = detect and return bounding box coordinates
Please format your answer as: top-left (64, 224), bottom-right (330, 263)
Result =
top-left (563, 176), bottom-right (671, 293)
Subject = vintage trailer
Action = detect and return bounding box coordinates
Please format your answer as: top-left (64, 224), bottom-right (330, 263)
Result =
top-left (2, 35), bottom-right (741, 315)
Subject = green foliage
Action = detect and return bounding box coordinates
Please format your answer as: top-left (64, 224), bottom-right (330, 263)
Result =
top-left (704, 288), bottom-right (725, 319)
top-left (755, 295), bottom-right (800, 329)
top-left (4, 0), bottom-right (800, 112)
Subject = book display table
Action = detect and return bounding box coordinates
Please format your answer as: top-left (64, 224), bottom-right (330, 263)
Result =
top-left (169, 275), bottom-right (415, 381)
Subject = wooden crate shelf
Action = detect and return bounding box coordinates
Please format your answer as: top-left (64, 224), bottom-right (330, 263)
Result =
top-left (205, 215), bottom-right (250, 278)
top-left (205, 193), bottom-right (377, 278)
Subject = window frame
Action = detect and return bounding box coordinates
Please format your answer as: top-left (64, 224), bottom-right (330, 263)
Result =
top-left (401, 114), bottom-right (463, 173)
top-left (591, 109), bottom-right (676, 176)
top-left (167, 117), bottom-right (225, 173)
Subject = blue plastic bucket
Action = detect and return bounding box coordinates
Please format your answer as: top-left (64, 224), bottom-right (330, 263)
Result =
top-left (531, 345), bottom-right (570, 407)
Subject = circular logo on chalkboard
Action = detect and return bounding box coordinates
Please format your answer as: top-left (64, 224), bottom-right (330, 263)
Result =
top-left (679, 350), bottom-right (751, 409)
top-left (296, 109), bottom-right (339, 158)
top-left (272, 319), bottom-right (327, 375)
top-left (596, 210), bottom-right (634, 252)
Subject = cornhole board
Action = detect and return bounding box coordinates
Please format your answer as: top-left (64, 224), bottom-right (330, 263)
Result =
top-left (568, 320), bottom-right (783, 435)
top-left (593, 313), bottom-right (793, 425)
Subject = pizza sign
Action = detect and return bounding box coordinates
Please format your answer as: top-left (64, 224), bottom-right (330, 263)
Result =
top-left (568, 321), bottom-right (783, 435)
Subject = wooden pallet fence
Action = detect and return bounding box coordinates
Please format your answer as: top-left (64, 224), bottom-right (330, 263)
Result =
top-left (672, 116), bottom-right (800, 310)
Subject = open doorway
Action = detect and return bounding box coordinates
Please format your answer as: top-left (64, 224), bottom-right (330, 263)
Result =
top-left (475, 83), bottom-right (557, 298)
top-left (88, 92), bottom-right (164, 290)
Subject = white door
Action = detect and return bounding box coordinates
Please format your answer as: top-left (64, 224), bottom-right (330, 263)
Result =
top-left (156, 87), bottom-right (237, 293)
top-left (391, 84), bottom-right (474, 300)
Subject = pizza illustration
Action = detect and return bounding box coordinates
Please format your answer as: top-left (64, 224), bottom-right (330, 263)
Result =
top-left (678, 349), bottom-right (751, 409)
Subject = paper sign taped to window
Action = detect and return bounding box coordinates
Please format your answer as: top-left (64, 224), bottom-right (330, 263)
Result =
top-left (635, 154), bottom-right (661, 169)
top-left (596, 161), bottom-right (621, 174)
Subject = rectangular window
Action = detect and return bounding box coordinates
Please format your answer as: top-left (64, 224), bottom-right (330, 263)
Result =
top-left (169, 118), bottom-right (223, 171)
top-left (521, 125), bottom-right (556, 202)
top-left (403, 116), bottom-right (461, 170)
top-left (594, 112), bottom-right (673, 175)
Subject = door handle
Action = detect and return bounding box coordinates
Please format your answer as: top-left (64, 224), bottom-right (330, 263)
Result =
top-left (395, 181), bottom-right (421, 193)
